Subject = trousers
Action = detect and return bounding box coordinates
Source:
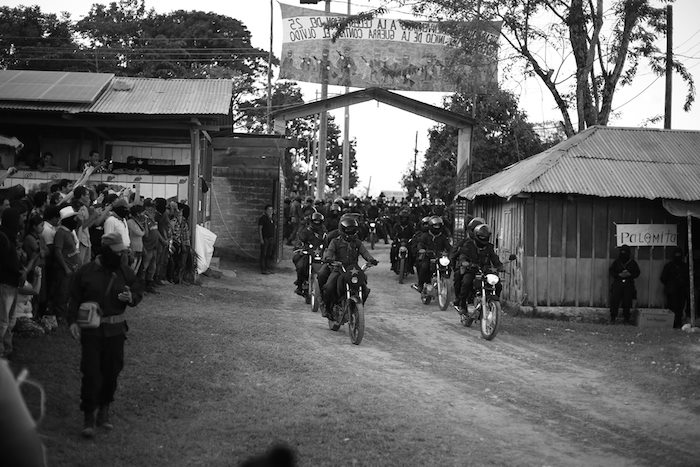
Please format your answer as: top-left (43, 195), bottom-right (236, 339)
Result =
top-left (80, 333), bottom-right (126, 413)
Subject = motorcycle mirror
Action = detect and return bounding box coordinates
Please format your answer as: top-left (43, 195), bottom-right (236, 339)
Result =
top-left (508, 254), bottom-right (517, 261)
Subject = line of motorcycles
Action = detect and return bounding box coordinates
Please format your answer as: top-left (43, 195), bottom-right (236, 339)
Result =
top-left (294, 242), bottom-right (512, 345)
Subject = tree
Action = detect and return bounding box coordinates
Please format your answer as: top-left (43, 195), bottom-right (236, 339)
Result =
top-left (0, 6), bottom-right (86, 71)
top-left (75, 1), bottom-right (272, 85)
top-left (354, 1), bottom-right (695, 136)
top-left (404, 88), bottom-right (557, 202)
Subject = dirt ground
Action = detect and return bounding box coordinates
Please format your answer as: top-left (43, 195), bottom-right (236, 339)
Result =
top-left (10, 243), bottom-right (700, 466)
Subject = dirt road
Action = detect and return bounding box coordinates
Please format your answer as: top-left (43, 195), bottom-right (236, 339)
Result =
top-left (26, 243), bottom-right (700, 466)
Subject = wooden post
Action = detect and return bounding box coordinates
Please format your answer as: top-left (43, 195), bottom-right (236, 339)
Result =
top-left (316, 0), bottom-right (331, 199)
top-left (689, 214), bottom-right (695, 326)
top-left (189, 127), bottom-right (201, 259)
top-left (664, 5), bottom-right (673, 129)
top-left (341, 0), bottom-right (351, 197)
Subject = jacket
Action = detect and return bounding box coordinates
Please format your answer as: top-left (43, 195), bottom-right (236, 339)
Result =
top-left (324, 236), bottom-right (376, 266)
top-left (68, 259), bottom-right (144, 337)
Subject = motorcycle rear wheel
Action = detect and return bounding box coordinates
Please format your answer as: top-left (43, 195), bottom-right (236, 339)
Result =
top-left (310, 276), bottom-right (320, 312)
top-left (480, 299), bottom-right (501, 340)
top-left (398, 258), bottom-right (406, 284)
top-left (437, 278), bottom-right (449, 311)
top-left (347, 300), bottom-right (364, 345)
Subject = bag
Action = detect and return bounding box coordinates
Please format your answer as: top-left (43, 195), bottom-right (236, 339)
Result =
top-left (77, 273), bottom-right (116, 329)
top-left (76, 302), bottom-right (102, 328)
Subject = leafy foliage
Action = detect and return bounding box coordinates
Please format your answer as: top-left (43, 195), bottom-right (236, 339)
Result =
top-left (405, 88), bottom-right (560, 202)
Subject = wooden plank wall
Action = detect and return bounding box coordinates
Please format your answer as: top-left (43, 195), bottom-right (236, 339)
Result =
top-left (472, 198), bottom-right (526, 305)
top-left (521, 194), bottom-right (684, 308)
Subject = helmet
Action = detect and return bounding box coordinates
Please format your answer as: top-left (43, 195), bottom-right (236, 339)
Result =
top-left (421, 198), bottom-right (430, 206)
top-left (428, 215), bottom-right (443, 234)
top-left (370, 198), bottom-right (377, 205)
top-left (434, 198), bottom-right (445, 206)
top-left (466, 217), bottom-right (485, 238)
top-left (333, 197), bottom-right (345, 209)
top-left (305, 196), bottom-right (314, 204)
top-left (420, 216), bottom-right (431, 231)
top-left (474, 223), bottom-right (492, 245)
top-left (330, 203), bottom-right (341, 214)
top-left (339, 216), bottom-right (359, 239)
top-left (314, 199), bottom-right (324, 206)
top-left (399, 209), bottom-right (410, 225)
top-left (311, 212), bottom-right (324, 227)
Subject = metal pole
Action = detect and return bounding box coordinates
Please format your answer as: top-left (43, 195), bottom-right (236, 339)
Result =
top-left (341, 0), bottom-right (351, 197)
top-left (267, 0), bottom-right (274, 133)
top-left (689, 214), bottom-right (696, 326)
top-left (664, 5), bottom-right (673, 130)
top-left (316, 0), bottom-right (331, 199)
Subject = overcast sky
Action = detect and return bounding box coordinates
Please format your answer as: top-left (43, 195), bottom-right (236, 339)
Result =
top-left (5, 0), bottom-right (700, 196)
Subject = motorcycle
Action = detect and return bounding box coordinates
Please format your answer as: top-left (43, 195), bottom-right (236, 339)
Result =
top-left (420, 251), bottom-right (452, 311)
top-left (297, 244), bottom-right (324, 309)
top-left (394, 238), bottom-right (410, 284)
top-left (458, 254), bottom-right (516, 341)
top-left (367, 218), bottom-right (379, 250)
top-left (326, 261), bottom-right (375, 345)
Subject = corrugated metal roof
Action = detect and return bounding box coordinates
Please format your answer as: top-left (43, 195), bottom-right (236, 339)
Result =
top-left (456, 126), bottom-right (700, 202)
top-left (0, 73), bottom-right (232, 116)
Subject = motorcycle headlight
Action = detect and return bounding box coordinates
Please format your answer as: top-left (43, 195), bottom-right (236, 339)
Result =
top-left (438, 257), bottom-right (450, 267)
top-left (369, 222), bottom-right (376, 228)
top-left (486, 274), bottom-right (500, 286)
top-left (351, 276), bottom-right (359, 284)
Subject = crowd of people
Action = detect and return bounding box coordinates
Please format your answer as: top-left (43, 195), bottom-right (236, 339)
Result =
top-left (0, 165), bottom-right (196, 361)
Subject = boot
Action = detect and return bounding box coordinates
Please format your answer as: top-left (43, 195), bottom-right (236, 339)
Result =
top-left (82, 410), bottom-right (97, 438)
top-left (96, 405), bottom-right (113, 430)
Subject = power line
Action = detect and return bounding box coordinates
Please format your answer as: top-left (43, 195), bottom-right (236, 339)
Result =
top-left (611, 75), bottom-right (662, 112)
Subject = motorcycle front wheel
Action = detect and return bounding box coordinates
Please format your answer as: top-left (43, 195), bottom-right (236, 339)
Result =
top-left (398, 258), bottom-right (406, 284)
top-left (437, 278), bottom-right (449, 311)
top-left (347, 300), bottom-right (365, 345)
top-left (480, 299), bottom-right (501, 340)
top-left (310, 276), bottom-right (320, 312)
top-left (370, 233), bottom-right (376, 250)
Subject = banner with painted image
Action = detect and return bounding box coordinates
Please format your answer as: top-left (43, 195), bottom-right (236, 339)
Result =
top-left (279, 3), bottom-right (501, 92)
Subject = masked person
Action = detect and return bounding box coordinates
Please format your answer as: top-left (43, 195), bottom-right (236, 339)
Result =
top-left (68, 232), bottom-right (144, 439)
top-left (322, 217), bottom-right (377, 318)
top-left (412, 216), bottom-right (452, 293)
top-left (293, 212), bottom-right (327, 295)
top-left (609, 244), bottom-right (640, 325)
top-left (103, 198), bottom-right (131, 252)
top-left (451, 217), bottom-right (484, 310)
top-left (660, 247), bottom-right (689, 328)
top-left (390, 209), bottom-right (414, 273)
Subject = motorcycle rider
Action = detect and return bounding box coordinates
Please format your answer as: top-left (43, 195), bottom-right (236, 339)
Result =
top-left (390, 209), bottom-right (415, 273)
top-left (412, 216), bottom-right (452, 293)
top-left (324, 203), bottom-right (342, 232)
top-left (453, 222), bottom-right (503, 316)
top-left (293, 212), bottom-right (327, 296)
top-left (452, 217), bottom-right (484, 306)
top-left (322, 217), bottom-right (378, 318)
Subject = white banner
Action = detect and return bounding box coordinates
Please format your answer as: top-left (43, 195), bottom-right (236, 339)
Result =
top-left (616, 224), bottom-right (678, 247)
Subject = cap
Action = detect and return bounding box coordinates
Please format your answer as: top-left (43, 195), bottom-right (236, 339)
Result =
top-left (59, 206), bottom-right (77, 220)
top-left (101, 232), bottom-right (127, 252)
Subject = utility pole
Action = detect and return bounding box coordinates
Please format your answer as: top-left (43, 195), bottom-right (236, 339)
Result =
top-left (316, 0), bottom-right (331, 199)
top-left (413, 131), bottom-right (418, 179)
top-left (266, 0), bottom-right (274, 133)
top-left (341, 0), bottom-right (351, 197)
top-left (664, 5), bottom-right (673, 129)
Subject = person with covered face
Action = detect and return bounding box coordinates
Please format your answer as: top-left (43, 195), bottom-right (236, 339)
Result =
top-left (660, 247), bottom-right (689, 328)
top-left (609, 244), bottom-right (640, 325)
top-left (68, 232), bottom-right (143, 439)
top-left (52, 206), bottom-right (81, 322)
top-left (102, 198), bottom-right (131, 255)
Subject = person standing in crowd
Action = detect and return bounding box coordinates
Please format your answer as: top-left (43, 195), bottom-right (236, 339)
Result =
top-left (609, 244), bottom-right (640, 325)
top-left (68, 232), bottom-right (143, 439)
top-left (103, 198), bottom-right (131, 253)
top-left (73, 186), bottom-right (93, 266)
top-left (52, 206), bottom-right (81, 322)
top-left (154, 198), bottom-right (171, 285)
top-left (660, 247), bottom-right (690, 329)
top-left (0, 208), bottom-right (22, 359)
top-left (127, 204), bottom-right (145, 274)
top-left (258, 204), bottom-right (275, 274)
top-left (22, 215), bottom-right (47, 317)
top-left (140, 199), bottom-right (164, 293)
